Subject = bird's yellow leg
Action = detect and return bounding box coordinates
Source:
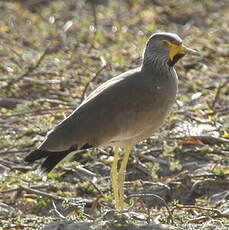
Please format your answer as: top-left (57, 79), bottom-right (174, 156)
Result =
top-left (117, 147), bottom-right (131, 210)
top-left (111, 147), bottom-right (121, 210)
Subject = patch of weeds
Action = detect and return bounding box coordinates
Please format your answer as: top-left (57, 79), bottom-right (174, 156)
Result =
top-left (36, 197), bottom-right (52, 212)
top-left (145, 161), bottom-right (160, 178)
top-left (169, 160), bottom-right (183, 172)
top-left (0, 138), bottom-right (15, 148)
top-left (101, 194), bottom-right (116, 209)
top-left (77, 181), bottom-right (99, 196)
top-left (47, 171), bottom-right (64, 180)
top-left (163, 144), bottom-right (177, 157)
top-left (211, 167), bottom-right (229, 175)
top-left (25, 171), bottom-right (44, 183)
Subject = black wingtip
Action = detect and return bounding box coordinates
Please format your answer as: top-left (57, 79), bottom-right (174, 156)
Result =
top-left (40, 149), bottom-right (72, 172)
top-left (24, 149), bottom-right (49, 163)
top-left (24, 146), bottom-right (78, 173)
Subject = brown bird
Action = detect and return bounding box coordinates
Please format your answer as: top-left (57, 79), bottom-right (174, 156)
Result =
top-left (25, 32), bottom-right (198, 210)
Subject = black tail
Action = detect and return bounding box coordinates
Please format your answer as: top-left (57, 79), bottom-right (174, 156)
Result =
top-left (24, 147), bottom-right (75, 173)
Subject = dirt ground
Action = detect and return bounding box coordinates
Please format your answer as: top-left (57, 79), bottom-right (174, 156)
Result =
top-left (0, 0), bottom-right (228, 229)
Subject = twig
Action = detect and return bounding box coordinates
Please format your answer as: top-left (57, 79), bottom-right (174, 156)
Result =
top-left (188, 213), bottom-right (229, 224)
top-left (174, 204), bottom-right (222, 215)
top-left (62, 167), bottom-right (103, 195)
top-left (8, 46), bottom-right (26, 66)
top-left (0, 159), bottom-right (19, 166)
top-left (0, 163), bottom-right (10, 175)
top-left (19, 185), bottom-right (66, 201)
top-left (62, 166), bottom-right (96, 179)
top-left (190, 173), bottom-right (229, 179)
top-left (166, 135), bottom-right (229, 146)
top-left (91, 2), bottom-right (97, 29)
top-left (2, 46), bottom-right (50, 89)
top-left (0, 148), bottom-right (31, 155)
top-left (51, 200), bottom-right (68, 220)
top-left (172, 204), bottom-right (229, 223)
top-left (210, 79), bottom-right (229, 110)
top-left (1, 184), bottom-right (50, 194)
top-left (89, 195), bottom-right (104, 214)
top-left (0, 107), bottom-right (73, 119)
top-left (0, 97), bottom-right (25, 109)
top-left (191, 135), bottom-right (229, 145)
top-left (36, 98), bottom-right (73, 106)
top-left (88, 180), bottom-right (104, 196)
top-left (127, 193), bottom-right (174, 224)
top-left (128, 197), bottom-right (151, 222)
top-left (11, 165), bottom-right (35, 172)
top-left (51, 198), bottom-right (96, 220)
top-left (211, 149), bottom-right (229, 157)
top-left (80, 60), bottom-right (107, 103)
top-left (178, 111), bottom-right (209, 124)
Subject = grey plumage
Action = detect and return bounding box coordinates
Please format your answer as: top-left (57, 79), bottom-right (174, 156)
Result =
top-left (25, 32), bottom-right (197, 174)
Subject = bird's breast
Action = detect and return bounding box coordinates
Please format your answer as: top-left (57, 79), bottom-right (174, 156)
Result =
top-left (110, 69), bottom-right (178, 147)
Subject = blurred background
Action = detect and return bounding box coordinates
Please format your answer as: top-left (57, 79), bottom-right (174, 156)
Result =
top-left (0, 0), bottom-right (228, 229)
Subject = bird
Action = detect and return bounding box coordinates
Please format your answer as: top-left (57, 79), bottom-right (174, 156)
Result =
top-left (25, 32), bottom-right (198, 211)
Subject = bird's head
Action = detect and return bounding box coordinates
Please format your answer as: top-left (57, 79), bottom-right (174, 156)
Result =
top-left (143, 32), bottom-right (198, 67)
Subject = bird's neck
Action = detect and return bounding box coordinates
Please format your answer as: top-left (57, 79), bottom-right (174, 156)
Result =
top-left (141, 54), bottom-right (171, 73)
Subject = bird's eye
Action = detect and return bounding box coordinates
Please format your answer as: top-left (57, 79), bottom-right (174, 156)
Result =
top-left (161, 40), bottom-right (169, 46)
